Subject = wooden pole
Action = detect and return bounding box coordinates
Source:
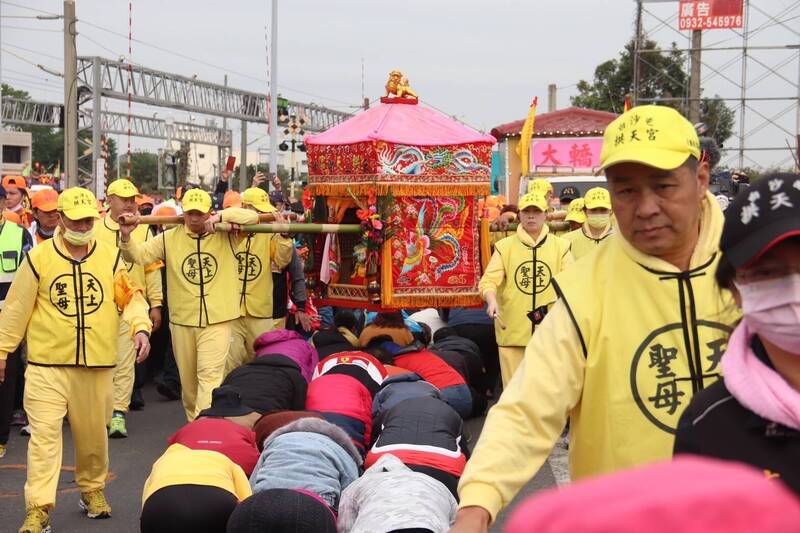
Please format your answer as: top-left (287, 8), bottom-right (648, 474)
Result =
top-left (216, 223), bottom-right (362, 234)
top-left (118, 212), bottom-right (298, 225)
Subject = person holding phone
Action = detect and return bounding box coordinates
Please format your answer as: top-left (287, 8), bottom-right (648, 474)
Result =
top-left (478, 191), bottom-right (573, 386)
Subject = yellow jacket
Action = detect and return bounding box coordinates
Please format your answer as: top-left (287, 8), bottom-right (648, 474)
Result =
top-left (458, 192), bottom-right (739, 522)
top-left (237, 232), bottom-right (293, 319)
top-left (142, 444), bottom-right (252, 506)
top-left (95, 214), bottom-right (163, 308)
top-left (119, 208), bottom-right (259, 327)
top-left (479, 224), bottom-right (573, 347)
top-left (0, 231), bottom-right (151, 366)
top-left (563, 223), bottom-right (613, 261)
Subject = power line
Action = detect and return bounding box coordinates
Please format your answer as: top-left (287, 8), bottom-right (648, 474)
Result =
top-left (75, 18), bottom-right (358, 107)
top-left (2, 41), bottom-right (62, 61)
top-left (0, 25), bottom-right (61, 32)
top-left (0, 1), bottom-right (59, 16)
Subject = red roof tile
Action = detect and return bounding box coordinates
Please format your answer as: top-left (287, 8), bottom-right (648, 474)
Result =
top-left (491, 107), bottom-right (619, 140)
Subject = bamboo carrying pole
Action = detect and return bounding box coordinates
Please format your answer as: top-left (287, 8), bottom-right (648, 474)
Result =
top-left (215, 223), bottom-right (362, 234)
top-left (117, 212), bottom-right (298, 225)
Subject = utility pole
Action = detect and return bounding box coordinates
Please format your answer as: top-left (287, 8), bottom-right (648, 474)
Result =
top-left (688, 30), bottom-right (702, 123)
top-left (632, 0), bottom-right (643, 106)
top-left (219, 74), bottom-right (228, 177)
top-left (239, 121), bottom-right (248, 192)
top-left (64, 0), bottom-right (78, 187)
top-left (547, 84), bottom-right (557, 112)
top-left (268, 0), bottom-right (279, 188)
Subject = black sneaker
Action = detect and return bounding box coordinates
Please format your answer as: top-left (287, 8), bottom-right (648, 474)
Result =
top-left (155, 380), bottom-right (181, 401)
top-left (129, 389), bottom-right (145, 411)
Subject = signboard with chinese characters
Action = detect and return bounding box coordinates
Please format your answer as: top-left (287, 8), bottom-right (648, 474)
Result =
top-left (530, 137), bottom-right (603, 172)
top-left (678, 0), bottom-right (743, 30)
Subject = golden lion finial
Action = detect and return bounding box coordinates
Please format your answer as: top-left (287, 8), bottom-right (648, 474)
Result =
top-left (384, 70), bottom-right (418, 100)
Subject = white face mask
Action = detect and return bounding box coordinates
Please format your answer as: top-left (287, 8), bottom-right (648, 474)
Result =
top-left (586, 213), bottom-right (610, 229)
top-left (735, 273), bottom-right (800, 354)
top-left (63, 227), bottom-right (95, 246)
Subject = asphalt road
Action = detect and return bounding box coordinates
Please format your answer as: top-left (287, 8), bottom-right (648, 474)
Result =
top-left (0, 384), bottom-right (561, 533)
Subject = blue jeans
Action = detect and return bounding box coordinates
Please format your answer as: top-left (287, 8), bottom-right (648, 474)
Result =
top-left (441, 384), bottom-right (472, 418)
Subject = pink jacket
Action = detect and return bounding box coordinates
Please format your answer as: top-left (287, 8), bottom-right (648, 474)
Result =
top-left (254, 329), bottom-right (318, 383)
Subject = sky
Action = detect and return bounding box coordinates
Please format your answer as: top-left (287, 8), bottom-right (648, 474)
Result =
top-left (2, 0), bottom-right (798, 168)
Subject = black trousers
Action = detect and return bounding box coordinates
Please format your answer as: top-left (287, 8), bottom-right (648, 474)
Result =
top-left (0, 349), bottom-right (21, 444)
top-left (452, 324), bottom-right (500, 394)
top-left (407, 464), bottom-right (460, 501)
top-left (141, 484), bottom-right (237, 533)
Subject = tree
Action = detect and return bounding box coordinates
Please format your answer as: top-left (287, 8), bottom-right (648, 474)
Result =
top-left (128, 151), bottom-right (159, 193)
top-left (571, 40), bottom-right (735, 145)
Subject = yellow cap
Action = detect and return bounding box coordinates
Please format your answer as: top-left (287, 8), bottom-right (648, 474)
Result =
top-left (518, 192), bottom-right (548, 212)
top-left (106, 178), bottom-right (140, 198)
top-left (565, 198), bottom-right (587, 224)
top-left (58, 187), bottom-right (100, 220)
top-left (598, 105), bottom-right (701, 174)
top-left (241, 187), bottom-right (276, 213)
top-left (584, 187), bottom-right (612, 210)
top-left (527, 178), bottom-right (553, 196)
top-left (181, 189), bottom-right (212, 213)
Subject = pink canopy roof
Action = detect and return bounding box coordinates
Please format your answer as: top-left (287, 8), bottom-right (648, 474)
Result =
top-left (305, 101), bottom-right (495, 147)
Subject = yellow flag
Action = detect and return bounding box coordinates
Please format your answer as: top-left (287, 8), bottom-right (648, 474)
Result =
top-left (515, 97), bottom-right (538, 176)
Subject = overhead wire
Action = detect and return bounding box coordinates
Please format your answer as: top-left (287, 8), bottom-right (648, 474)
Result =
top-left (2, 41), bottom-right (62, 61)
top-left (75, 17), bottom-right (358, 107)
top-left (0, 1), bottom-right (59, 16)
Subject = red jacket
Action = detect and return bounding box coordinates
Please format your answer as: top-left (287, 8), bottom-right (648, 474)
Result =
top-left (393, 348), bottom-right (466, 390)
top-left (168, 417), bottom-right (259, 476)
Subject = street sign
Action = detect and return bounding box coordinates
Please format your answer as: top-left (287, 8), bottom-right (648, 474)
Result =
top-left (678, 0), bottom-right (743, 30)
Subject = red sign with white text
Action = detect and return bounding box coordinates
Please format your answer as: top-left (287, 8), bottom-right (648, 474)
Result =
top-left (678, 0), bottom-right (743, 30)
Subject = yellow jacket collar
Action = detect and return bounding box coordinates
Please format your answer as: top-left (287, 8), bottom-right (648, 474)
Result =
top-left (615, 191), bottom-right (723, 273)
top-left (581, 222), bottom-right (613, 241)
top-left (103, 213), bottom-right (120, 231)
top-left (516, 221), bottom-right (549, 248)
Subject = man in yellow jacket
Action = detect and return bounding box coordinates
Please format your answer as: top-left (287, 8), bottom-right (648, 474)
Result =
top-left (451, 106), bottom-right (740, 532)
top-left (117, 188), bottom-right (259, 421)
top-left (95, 178), bottom-right (163, 438)
top-left (563, 186), bottom-right (614, 260)
top-left (227, 187), bottom-right (293, 375)
top-left (0, 187), bottom-right (152, 533)
top-left (479, 191), bottom-right (573, 386)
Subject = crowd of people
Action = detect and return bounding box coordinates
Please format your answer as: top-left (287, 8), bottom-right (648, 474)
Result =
top-left (0, 104), bottom-right (798, 533)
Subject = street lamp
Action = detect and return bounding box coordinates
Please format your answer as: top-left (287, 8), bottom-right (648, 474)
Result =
top-left (278, 113), bottom-right (306, 200)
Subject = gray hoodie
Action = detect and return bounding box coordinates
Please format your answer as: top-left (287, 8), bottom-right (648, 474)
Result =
top-left (337, 454), bottom-right (457, 533)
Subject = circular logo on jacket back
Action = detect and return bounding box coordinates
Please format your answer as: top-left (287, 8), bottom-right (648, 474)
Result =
top-left (181, 253), bottom-right (218, 285)
top-left (514, 260), bottom-right (552, 295)
top-left (236, 252), bottom-right (262, 282)
top-left (630, 320), bottom-right (732, 434)
top-left (49, 273), bottom-right (105, 317)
